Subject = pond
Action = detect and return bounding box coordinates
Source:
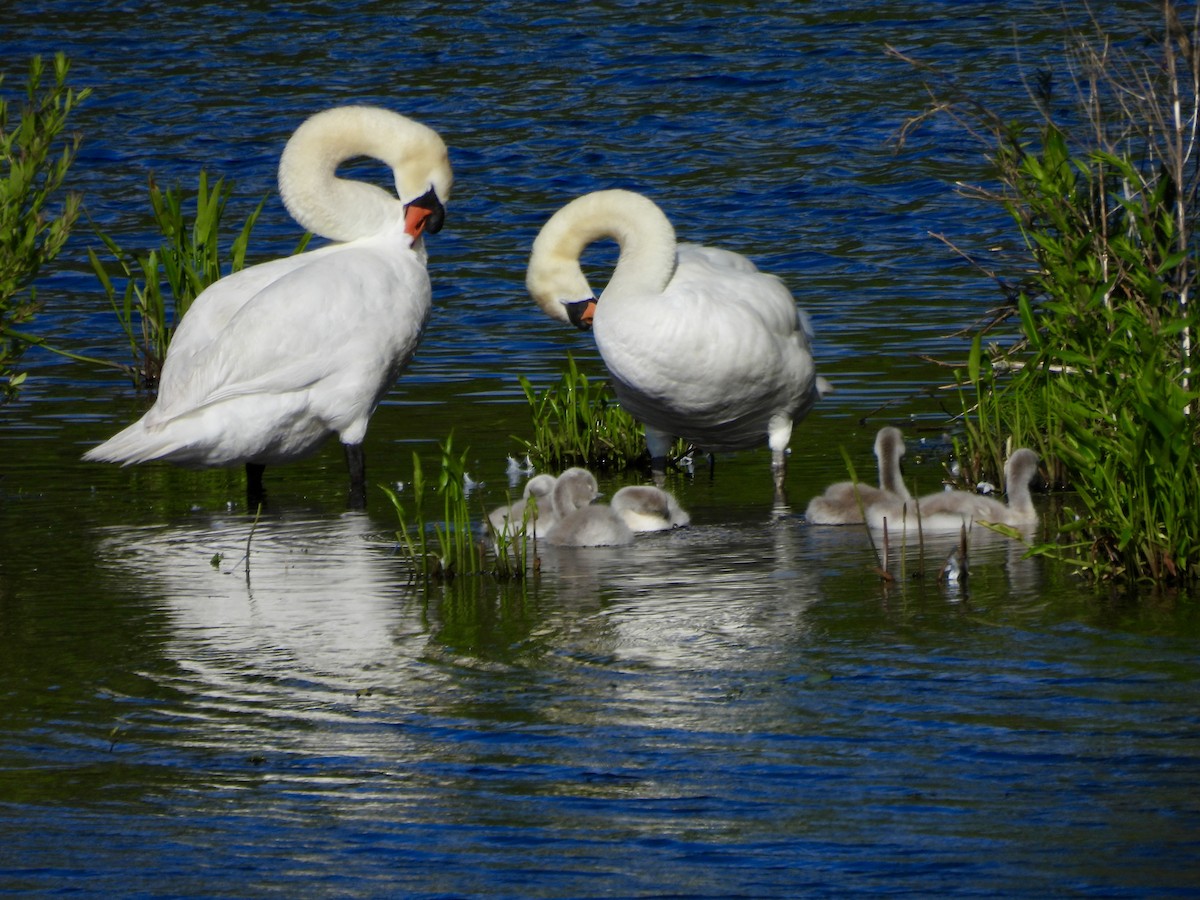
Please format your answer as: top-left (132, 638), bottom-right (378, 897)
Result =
top-left (2, 2), bottom-right (1199, 897)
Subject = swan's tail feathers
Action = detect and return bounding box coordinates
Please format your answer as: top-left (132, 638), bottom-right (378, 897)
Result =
top-left (81, 420), bottom-right (186, 466)
top-left (815, 376), bottom-right (834, 398)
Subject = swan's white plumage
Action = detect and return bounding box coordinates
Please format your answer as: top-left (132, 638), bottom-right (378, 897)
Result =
top-left (867, 448), bottom-right (1041, 534)
top-left (805, 426), bottom-right (911, 525)
top-left (83, 106), bottom-right (452, 481)
top-left (526, 190), bottom-right (824, 494)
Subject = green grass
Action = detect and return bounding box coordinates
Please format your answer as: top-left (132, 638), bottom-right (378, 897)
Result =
top-left (515, 353), bottom-right (685, 472)
top-left (381, 434), bottom-right (531, 583)
top-left (0, 53), bottom-right (92, 400)
top-left (87, 171), bottom-right (279, 387)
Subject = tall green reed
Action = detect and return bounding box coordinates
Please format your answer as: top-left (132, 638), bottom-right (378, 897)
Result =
top-left (87, 171), bottom-right (277, 387)
top-left (516, 353), bottom-right (683, 471)
top-left (891, 5), bottom-right (1200, 585)
top-left (382, 434), bottom-right (531, 583)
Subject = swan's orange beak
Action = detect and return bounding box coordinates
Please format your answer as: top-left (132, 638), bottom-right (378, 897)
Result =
top-left (565, 299), bottom-right (596, 330)
top-left (403, 189), bottom-right (446, 240)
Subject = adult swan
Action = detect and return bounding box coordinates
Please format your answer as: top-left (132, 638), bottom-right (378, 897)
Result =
top-left (83, 106), bottom-right (452, 508)
top-left (526, 189), bottom-right (825, 501)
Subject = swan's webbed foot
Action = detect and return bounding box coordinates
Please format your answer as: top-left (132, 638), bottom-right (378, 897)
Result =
top-left (344, 443), bottom-right (367, 509)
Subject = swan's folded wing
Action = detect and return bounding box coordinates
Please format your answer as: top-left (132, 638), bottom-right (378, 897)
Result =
top-left (147, 242), bottom-right (428, 426)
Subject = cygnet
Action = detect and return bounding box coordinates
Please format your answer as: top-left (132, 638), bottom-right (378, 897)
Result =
top-left (867, 448), bottom-right (1040, 534)
top-left (544, 467), bottom-right (635, 547)
top-left (611, 485), bottom-right (690, 532)
top-left (805, 426), bottom-right (911, 525)
top-left (488, 473), bottom-right (558, 540)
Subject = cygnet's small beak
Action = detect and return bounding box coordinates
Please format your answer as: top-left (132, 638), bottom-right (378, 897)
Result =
top-left (403, 189), bottom-right (446, 239)
top-left (565, 299), bottom-right (596, 331)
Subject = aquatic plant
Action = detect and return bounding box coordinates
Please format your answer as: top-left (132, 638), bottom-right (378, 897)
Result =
top-left (382, 434), bottom-right (530, 583)
top-left (87, 171), bottom-right (277, 387)
top-left (891, 3), bottom-right (1200, 585)
top-left (0, 53), bottom-right (91, 401)
top-left (516, 353), bottom-right (684, 471)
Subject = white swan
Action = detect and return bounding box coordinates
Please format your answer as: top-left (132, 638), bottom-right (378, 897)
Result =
top-left (867, 448), bottom-right (1041, 534)
top-left (544, 467), bottom-right (635, 547)
top-left (611, 484), bottom-right (690, 532)
top-left (526, 189), bottom-right (826, 501)
top-left (805, 426), bottom-right (911, 525)
top-left (488, 473), bottom-right (558, 540)
top-left (82, 106), bottom-right (453, 507)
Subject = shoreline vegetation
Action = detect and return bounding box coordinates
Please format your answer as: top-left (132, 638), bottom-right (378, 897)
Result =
top-left (890, 1), bottom-right (1200, 586)
top-left (0, 53), bottom-right (91, 400)
top-left (4, 5), bottom-right (1197, 589)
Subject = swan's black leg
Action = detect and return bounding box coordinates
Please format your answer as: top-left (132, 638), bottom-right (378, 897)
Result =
top-left (771, 450), bottom-right (788, 509)
top-left (246, 462), bottom-right (267, 510)
top-left (649, 454), bottom-right (668, 487)
top-left (345, 443), bottom-right (367, 509)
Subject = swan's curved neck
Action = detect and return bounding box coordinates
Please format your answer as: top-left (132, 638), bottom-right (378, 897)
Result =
top-left (877, 440), bottom-right (905, 496)
top-left (278, 106), bottom-right (451, 243)
top-left (1005, 452), bottom-right (1038, 515)
top-left (547, 190), bottom-right (679, 294)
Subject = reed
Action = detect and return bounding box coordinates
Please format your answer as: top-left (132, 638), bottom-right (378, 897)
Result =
top-left (516, 353), bottom-right (686, 471)
top-left (0, 53), bottom-right (92, 400)
top-left (87, 171), bottom-right (275, 387)
top-left (891, 4), bottom-right (1200, 585)
top-left (382, 434), bottom-right (531, 583)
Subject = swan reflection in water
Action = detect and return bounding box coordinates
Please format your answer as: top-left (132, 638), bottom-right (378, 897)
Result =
top-left (93, 513), bottom-right (430, 691)
top-left (89, 501), bottom-right (1044, 749)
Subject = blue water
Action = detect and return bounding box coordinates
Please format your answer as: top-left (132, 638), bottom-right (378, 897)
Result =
top-left (3, 2), bottom-right (1199, 897)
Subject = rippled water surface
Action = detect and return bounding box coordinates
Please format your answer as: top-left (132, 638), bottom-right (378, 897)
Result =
top-left (3, 2), bottom-right (1199, 897)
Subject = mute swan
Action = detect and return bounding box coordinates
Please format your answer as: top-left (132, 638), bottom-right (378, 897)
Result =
top-left (804, 426), bottom-right (911, 525)
top-left (611, 484), bottom-right (690, 532)
top-left (82, 106), bottom-right (453, 508)
top-left (544, 467), bottom-right (635, 547)
top-left (867, 448), bottom-right (1041, 534)
top-left (488, 473), bottom-right (558, 540)
top-left (526, 189), bottom-right (825, 501)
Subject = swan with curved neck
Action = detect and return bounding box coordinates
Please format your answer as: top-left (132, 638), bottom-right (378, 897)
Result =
top-left (805, 427), bottom-right (912, 525)
top-left (527, 189), bottom-right (824, 502)
top-left (867, 448), bottom-right (1041, 533)
top-left (83, 106), bottom-right (452, 508)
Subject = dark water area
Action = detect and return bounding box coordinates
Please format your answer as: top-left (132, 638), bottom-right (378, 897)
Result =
top-left (3, 2), bottom-right (1200, 897)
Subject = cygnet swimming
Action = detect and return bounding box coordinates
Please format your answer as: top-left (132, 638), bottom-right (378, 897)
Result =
top-left (543, 467), bottom-right (635, 547)
top-left (805, 426), bottom-right (911, 525)
top-left (488, 473), bottom-right (558, 540)
top-left (867, 448), bottom-right (1041, 534)
top-left (610, 485), bottom-right (690, 532)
